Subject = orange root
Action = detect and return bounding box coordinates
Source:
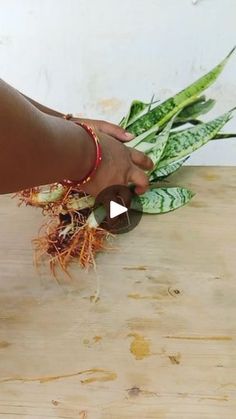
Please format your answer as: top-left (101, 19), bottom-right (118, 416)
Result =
top-left (34, 217), bottom-right (110, 274)
top-left (15, 184), bottom-right (88, 216)
top-left (15, 184), bottom-right (110, 275)
top-left (15, 187), bottom-right (40, 206)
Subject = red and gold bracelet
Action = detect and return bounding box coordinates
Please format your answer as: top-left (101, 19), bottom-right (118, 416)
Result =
top-left (61, 121), bottom-right (102, 187)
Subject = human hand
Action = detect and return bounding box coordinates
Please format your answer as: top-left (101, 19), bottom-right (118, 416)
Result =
top-left (81, 129), bottom-right (153, 196)
top-left (62, 117), bottom-right (153, 196)
top-left (70, 117), bottom-right (134, 142)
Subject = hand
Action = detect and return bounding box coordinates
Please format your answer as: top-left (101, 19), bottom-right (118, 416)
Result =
top-left (70, 117), bottom-right (134, 142)
top-left (63, 117), bottom-right (153, 196)
top-left (75, 121), bottom-right (153, 196)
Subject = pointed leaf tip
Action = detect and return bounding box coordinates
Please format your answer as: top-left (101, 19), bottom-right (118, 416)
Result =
top-left (226, 46), bottom-right (236, 59)
top-left (229, 106), bottom-right (236, 113)
top-left (189, 190), bottom-right (196, 199)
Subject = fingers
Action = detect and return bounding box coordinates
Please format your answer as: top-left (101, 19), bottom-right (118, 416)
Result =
top-left (129, 167), bottom-right (149, 195)
top-left (75, 118), bottom-right (134, 142)
top-left (98, 120), bottom-right (134, 142)
top-left (130, 148), bottom-right (153, 171)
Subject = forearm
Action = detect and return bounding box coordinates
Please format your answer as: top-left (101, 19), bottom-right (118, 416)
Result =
top-left (0, 79), bottom-right (94, 193)
top-left (19, 92), bottom-right (64, 117)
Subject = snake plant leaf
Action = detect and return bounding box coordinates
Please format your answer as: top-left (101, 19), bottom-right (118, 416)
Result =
top-left (213, 133), bottom-right (236, 140)
top-left (126, 122), bottom-right (162, 148)
top-left (135, 140), bottom-right (156, 153)
top-left (120, 96), bottom-right (159, 129)
top-left (178, 95), bottom-right (207, 113)
top-left (133, 114), bottom-right (176, 155)
top-left (131, 187), bottom-right (194, 214)
top-left (149, 158), bottom-right (188, 181)
top-left (127, 47), bottom-right (235, 137)
top-left (158, 111), bottom-right (233, 168)
top-left (119, 100), bottom-right (149, 129)
top-left (129, 98), bottom-right (213, 150)
top-left (147, 117), bottom-right (176, 171)
top-left (175, 98), bottom-right (216, 126)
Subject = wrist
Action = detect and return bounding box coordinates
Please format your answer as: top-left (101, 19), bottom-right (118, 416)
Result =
top-left (40, 115), bottom-right (97, 185)
top-left (62, 122), bottom-right (102, 187)
top-left (59, 121), bottom-right (98, 183)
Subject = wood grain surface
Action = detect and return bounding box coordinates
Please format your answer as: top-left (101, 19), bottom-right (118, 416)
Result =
top-left (0, 167), bottom-right (235, 419)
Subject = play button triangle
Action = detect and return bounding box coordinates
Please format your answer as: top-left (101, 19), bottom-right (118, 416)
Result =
top-left (110, 200), bottom-right (128, 219)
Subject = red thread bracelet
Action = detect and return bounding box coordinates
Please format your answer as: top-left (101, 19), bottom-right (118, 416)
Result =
top-left (62, 122), bottom-right (102, 187)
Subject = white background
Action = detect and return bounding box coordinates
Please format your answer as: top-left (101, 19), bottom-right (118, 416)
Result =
top-left (1, 0), bottom-right (236, 164)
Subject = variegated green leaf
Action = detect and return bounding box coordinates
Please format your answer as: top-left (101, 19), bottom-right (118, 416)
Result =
top-left (175, 98), bottom-right (216, 126)
top-left (120, 96), bottom-right (159, 129)
top-left (135, 141), bottom-right (155, 153)
top-left (126, 123), bottom-right (161, 148)
top-left (131, 187), bottom-right (194, 214)
top-left (127, 48), bottom-right (235, 137)
top-left (158, 111), bottom-right (232, 168)
top-left (213, 133), bottom-right (236, 140)
top-left (147, 117), bottom-right (176, 170)
top-left (149, 158), bottom-right (188, 181)
top-left (120, 100), bottom-right (149, 129)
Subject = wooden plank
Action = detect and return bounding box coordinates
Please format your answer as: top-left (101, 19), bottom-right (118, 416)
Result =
top-left (0, 167), bottom-right (235, 419)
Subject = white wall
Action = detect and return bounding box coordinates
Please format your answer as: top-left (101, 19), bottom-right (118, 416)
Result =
top-left (1, 0), bottom-right (236, 164)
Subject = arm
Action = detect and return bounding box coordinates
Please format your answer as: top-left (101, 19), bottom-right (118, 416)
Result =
top-left (18, 90), bottom-right (135, 142)
top-left (0, 79), bottom-right (153, 196)
top-left (18, 91), bottom-right (134, 143)
top-left (0, 79), bottom-right (95, 193)
top-left (20, 92), bottom-right (64, 117)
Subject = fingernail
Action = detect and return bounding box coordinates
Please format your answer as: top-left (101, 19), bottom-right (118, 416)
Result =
top-left (125, 132), bottom-right (135, 140)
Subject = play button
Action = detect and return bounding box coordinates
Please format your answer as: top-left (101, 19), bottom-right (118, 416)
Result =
top-left (110, 200), bottom-right (127, 219)
top-left (94, 185), bottom-right (143, 234)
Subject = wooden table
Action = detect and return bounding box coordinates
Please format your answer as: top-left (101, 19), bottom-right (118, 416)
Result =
top-left (0, 167), bottom-right (235, 419)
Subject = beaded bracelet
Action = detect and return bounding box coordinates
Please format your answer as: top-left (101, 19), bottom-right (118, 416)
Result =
top-left (62, 121), bottom-right (102, 187)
